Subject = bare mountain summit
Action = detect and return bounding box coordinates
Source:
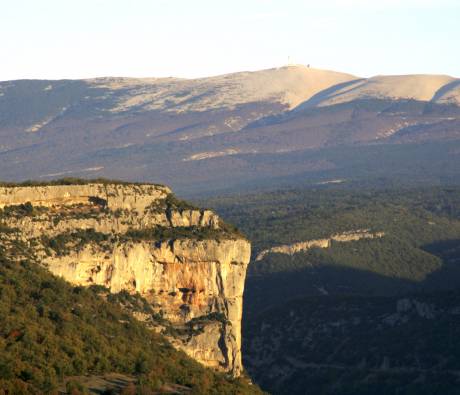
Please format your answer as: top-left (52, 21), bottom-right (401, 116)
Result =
top-left (86, 65), bottom-right (357, 113)
top-left (0, 66), bottom-right (459, 193)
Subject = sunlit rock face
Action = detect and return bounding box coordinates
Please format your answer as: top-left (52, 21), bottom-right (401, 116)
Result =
top-left (255, 229), bottom-right (385, 261)
top-left (0, 183), bottom-right (170, 210)
top-left (0, 182), bottom-right (250, 376)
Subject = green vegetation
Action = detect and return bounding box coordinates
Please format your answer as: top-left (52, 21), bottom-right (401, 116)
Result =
top-left (34, 218), bottom-right (243, 260)
top-left (107, 290), bottom-right (156, 317)
top-left (202, 186), bottom-right (460, 315)
top-left (56, 204), bottom-right (104, 223)
top-left (188, 312), bottom-right (227, 325)
top-left (144, 192), bottom-right (199, 214)
top-left (0, 202), bottom-right (49, 219)
top-left (251, 237), bottom-right (442, 281)
top-left (165, 193), bottom-right (199, 211)
top-left (167, 313), bottom-right (229, 338)
top-left (1, 202), bottom-right (33, 216)
top-left (123, 225), bottom-right (243, 243)
top-left (202, 186), bottom-right (460, 394)
top-left (0, 226), bottom-right (262, 394)
top-left (146, 192), bottom-right (243, 235)
top-left (41, 229), bottom-right (112, 256)
top-left (204, 187), bottom-right (460, 281)
top-left (38, 225), bottom-right (243, 258)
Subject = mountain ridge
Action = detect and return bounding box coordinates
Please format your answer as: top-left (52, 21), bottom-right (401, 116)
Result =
top-left (1, 65), bottom-right (460, 194)
top-left (2, 66), bottom-right (459, 115)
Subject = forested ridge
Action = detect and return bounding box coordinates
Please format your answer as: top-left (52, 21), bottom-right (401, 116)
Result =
top-left (203, 186), bottom-right (460, 286)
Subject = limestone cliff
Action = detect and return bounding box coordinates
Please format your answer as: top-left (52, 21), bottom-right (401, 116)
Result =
top-left (0, 182), bottom-right (250, 376)
top-left (255, 229), bottom-right (384, 261)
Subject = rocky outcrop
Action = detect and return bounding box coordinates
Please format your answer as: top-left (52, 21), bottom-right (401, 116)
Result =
top-left (44, 238), bottom-right (250, 374)
top-left (0, 183), bottom-right (170, 210)
top-left (255, 229), bottom-right (384, 261)
top-left (0, 182), bottom-right (250, 376)
top-left (1, 184), bottom-right (220, 239)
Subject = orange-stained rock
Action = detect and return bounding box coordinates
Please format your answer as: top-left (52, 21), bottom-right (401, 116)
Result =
top-left (0, 183), bottom-right (250, 376)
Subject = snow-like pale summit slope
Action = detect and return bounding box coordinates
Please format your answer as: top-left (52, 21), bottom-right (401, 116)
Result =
top-left (85, 66), bottom-right (460, 113)
top-left (86, 65), bottom-right (358, 112)
top-left (296, 73), bottom-right (460, 109)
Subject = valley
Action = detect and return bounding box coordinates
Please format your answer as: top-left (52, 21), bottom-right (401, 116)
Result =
top-left (202, 186), bottom-right (460, 394)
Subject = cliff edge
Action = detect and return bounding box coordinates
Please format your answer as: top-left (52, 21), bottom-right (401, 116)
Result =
top-left (0, 181), bottom-right (250, 376)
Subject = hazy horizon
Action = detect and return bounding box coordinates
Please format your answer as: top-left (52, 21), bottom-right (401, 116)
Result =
top-left (1, 63), bottom-right (460, 83)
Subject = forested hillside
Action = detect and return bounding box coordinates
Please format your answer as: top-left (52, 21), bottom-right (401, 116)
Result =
top-left (202, 186), bottom-right (460, 394)
top-left (204, 187), bottom-right (460, 307)
top-left (0, 220), bottom-right (261, 394)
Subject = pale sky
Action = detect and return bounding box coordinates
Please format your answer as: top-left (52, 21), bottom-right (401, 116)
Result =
top-left (1, 0), bottom-right (459, 81)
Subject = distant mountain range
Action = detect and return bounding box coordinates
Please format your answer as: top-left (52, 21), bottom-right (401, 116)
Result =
top-left (1, 66), bottom-right (459, 194)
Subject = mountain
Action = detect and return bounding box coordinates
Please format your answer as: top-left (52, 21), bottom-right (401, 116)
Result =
top-left (0, 179), bottom-right (261, 393)
top-left (1, 66), bottom-right (459, 194)
top-left (296, 74), bottom-right (460, 109)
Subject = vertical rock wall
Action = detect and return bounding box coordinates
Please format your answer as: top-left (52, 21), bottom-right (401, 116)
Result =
top-left (0, 183), bottom-right (250, 376)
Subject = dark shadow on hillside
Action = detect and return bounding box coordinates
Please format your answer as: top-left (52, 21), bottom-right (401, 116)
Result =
top-left (243, 264), bottom-right (417, 317)
top-left (293, 78), bottom-right (366, 110)
top-left (431, 79), bottom-right (460, 102)
top-left (423, 239), bottom-right (460, 260)
top-left (422, 239), bottom-right (460, 289)
top-left (244, 238), bottom-right (460, 318)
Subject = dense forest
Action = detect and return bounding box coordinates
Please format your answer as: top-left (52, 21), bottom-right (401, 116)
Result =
top-left (201, 186), bottom-right (460, 394)
top-left (203, 186), bottom-right (460, 303)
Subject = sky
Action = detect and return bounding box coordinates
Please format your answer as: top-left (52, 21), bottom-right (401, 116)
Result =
top-left (1, 0), bottom-right (459, 81)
